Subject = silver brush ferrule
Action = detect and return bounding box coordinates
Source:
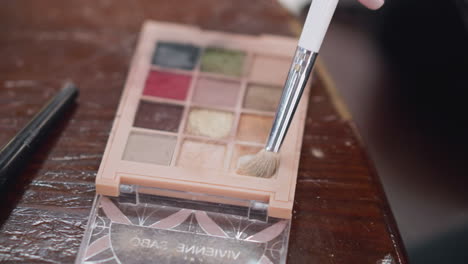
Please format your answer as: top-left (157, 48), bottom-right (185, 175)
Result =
top-left (265, 46), bottom-right (317, 153)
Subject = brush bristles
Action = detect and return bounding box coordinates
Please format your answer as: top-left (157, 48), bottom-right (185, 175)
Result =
top-left (236, 150), bottom-right (280, 178)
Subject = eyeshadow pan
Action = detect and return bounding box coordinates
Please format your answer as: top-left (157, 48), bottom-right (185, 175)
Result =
top-left (249, 56), bottom-right (290, 85)
top-left (123, 132), bottom-right (177, 165)
top-left (244, 84), bottom-right (282, 112)
top-left (177, 140), bottom-right (226, 169)
top-left (133, 101), bottom-right (183, 132)
top-left (143, 70), bottom-right (191, 100)
top-left (192, 77), bottom-right (240, 107)
top-left (152, 42), bottom-right (200, 70)
top-left (237, 114), bottom-right (273, 143)
top-left (200, 48), bottom-right (245, 77)
top-left (231, 144), bottom-right (263, 170)
top-left (186, 108), bottom-right (234, 139)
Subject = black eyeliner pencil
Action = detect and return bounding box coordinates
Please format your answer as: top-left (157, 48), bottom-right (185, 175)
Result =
top-left (0, 82), bottom-right (79, 191)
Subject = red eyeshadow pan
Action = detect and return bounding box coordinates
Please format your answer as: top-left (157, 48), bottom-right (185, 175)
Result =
top-left (143, 70), bottom-right (191, 100)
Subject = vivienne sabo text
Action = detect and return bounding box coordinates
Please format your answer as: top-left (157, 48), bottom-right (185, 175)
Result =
top-left (130, 236), bottom-right (241, 260)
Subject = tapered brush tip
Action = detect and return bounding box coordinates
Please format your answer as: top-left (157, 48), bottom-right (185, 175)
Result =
top-left (236, 149), bottom-right (280, 178)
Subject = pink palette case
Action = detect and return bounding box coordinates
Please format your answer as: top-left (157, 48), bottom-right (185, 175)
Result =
top-left (95, 21), bottom-right (311, 219)
top-left (76, 21), bottom-right (312, 264)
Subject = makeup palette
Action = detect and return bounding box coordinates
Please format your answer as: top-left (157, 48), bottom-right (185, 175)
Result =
top-left (95, 21), bottom-right (311, 219)
top-left (77, 21), bottom-right (312, 264)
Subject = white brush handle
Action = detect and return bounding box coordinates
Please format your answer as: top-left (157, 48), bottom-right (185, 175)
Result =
top-left (265, 0), bottom-right (338, 153)
top-left (298, 0), bottom-right (339, 52)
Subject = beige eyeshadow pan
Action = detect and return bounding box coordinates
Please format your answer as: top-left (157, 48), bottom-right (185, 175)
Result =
top-left (177, 139), bottom-right (226, 169)
top-left (95, 21), bottom-right (311, 219)
top-left (123, 132), bottom-right (177, 165)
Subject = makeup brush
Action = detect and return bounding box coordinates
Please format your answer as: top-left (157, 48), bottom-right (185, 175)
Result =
top-left (0, 82), bottom-right (78, 193)
top-left (237, 0), bottom-right (338, 178)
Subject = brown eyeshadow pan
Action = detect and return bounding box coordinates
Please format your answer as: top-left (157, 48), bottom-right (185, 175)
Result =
top-left (133, 101), bottom-right (183, 132)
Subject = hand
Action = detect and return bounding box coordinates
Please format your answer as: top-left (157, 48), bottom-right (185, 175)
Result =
top-left (358, 0), bottom-right (384, 10)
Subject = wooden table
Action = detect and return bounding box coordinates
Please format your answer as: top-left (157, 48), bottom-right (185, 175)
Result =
top-left (0, 0), bottom-right (407, 263)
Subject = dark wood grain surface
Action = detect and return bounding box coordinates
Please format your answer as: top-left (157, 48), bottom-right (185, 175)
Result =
top-left (0, 0), bottom-right (407, 263)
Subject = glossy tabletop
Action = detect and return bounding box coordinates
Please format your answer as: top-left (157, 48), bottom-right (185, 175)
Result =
top-left (0, 1), bottom-right (407, 263)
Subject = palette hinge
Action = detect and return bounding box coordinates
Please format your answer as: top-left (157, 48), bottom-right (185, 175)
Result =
top-left (117, 184), bottom-right (270, 222)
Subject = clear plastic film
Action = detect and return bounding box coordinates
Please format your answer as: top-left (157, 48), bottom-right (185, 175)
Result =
top-left (75, 190), bottom-right (291, 264)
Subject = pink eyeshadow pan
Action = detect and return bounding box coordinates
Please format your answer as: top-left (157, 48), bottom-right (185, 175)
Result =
top-left (192, 77), bottom-right (240, 107)
top-left (143, 70), bottom-right (191, 100)
top-left (249, 56), bottom-right (290, 85)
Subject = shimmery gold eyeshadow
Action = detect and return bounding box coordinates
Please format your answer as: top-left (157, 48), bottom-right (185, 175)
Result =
top-left (123, 132), bottom-right (177, 165)
top-left (237, 114), bottom-right (273, 143)
top-left (177, 139), bottom-right (226, 169)
top-left (186, 108), bottom-right (234, 139)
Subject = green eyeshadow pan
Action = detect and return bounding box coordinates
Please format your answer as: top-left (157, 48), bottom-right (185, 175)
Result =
top-left (200, 48), bottom-right (245, 77)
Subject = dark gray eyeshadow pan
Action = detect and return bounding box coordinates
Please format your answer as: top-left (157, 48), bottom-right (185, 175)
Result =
top-left (152, 42), bottom-right (200, 70)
